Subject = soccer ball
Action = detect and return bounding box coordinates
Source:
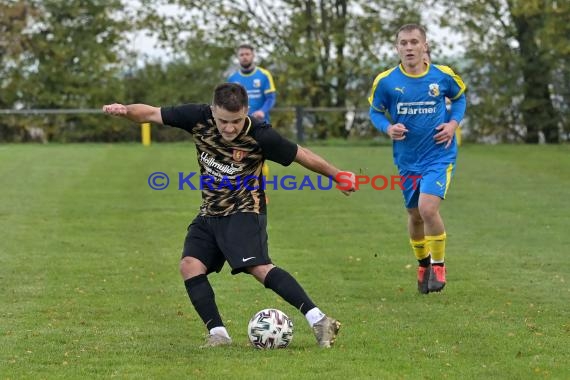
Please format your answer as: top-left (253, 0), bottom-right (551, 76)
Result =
top-left (247, 308), bottom-right (294, 349)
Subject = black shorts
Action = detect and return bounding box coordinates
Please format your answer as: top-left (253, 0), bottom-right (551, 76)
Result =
top-left (181, 212), bottom-right (271, 275)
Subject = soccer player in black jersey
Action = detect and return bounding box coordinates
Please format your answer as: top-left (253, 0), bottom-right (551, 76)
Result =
top-left (103, 83), bottom-right (356, 348)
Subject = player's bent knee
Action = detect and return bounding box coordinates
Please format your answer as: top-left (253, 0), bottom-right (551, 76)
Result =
top-left (409, 213), bottom-right (423, 225)
top-left (247, 264), bottom-right (275, 282)
top-left (407, 208), bottom-right (423, 224)
top-left (418, 205), bottom-right (439, 222)
top-left (179, 256), bottom-right (207, 279)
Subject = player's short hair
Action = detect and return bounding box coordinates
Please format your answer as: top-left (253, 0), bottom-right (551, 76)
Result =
top-left (396, 24), bottom-right (427, 42)
top-left (237, 43), bottom-right (255, 52)
top-left (212, 83), bottom-right (248, 112)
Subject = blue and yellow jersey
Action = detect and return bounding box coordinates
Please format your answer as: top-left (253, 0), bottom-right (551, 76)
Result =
top-left (228, 67), bottom-right (276, 122)
top-left (368, 64), bottom-right (466, 171)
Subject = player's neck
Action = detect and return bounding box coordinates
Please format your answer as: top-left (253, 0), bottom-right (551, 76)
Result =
top-left (401, 62), bottom-right (428, 76)
top-left (240, 65), bottom-right (256, 74)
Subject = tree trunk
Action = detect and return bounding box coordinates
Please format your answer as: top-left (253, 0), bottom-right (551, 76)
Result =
top-left (513, 13), bottom-right (560, 143)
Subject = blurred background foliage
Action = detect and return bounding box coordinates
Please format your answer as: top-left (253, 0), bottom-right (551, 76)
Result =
top-left (1, 0), bottom-right (568, 143)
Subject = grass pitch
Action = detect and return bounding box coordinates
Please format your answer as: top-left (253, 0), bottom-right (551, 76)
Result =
top-left (1, 143), bottom-right (568, 379)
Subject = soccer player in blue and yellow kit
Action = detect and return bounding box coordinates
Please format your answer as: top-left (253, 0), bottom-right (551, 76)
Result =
top-left (368, 24), bottom-right (467, 294)
top-left (228, 44), bottom-right (276, 123)
top-left (228, 44), bottom-right (277, 187)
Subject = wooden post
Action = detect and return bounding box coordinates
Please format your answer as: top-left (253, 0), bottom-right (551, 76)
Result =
top-left (141, 123), bottom-right (151, 146)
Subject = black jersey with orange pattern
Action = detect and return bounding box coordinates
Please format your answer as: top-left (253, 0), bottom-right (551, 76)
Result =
top-left (160, 103), bottom-right (297, 216)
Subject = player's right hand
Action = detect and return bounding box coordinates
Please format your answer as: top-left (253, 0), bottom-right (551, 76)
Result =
top-left (335, 171), bottom-right (356, 196)
top-left (387, 123), bottom-right (408, 141)
top-left (102, 103), bottom-right (128, 116)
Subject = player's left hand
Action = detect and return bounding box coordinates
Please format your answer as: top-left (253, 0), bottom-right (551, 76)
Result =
top-left (434, 121), bottom-right (459, 149)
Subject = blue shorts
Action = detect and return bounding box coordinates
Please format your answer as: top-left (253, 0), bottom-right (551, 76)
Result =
top-left (399, 162), bottom-right (455, 209)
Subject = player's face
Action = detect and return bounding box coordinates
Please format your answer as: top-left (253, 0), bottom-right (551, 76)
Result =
top-left (238, 48), bottom-right (254, 69)
top-left (396, 29), bottom-right (427, 70)
top-left (211, 105), bottom-right (248, 142)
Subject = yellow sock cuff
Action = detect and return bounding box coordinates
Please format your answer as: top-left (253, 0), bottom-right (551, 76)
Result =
top-left (410, 238), bottom-right (429, 260)
top-left (425, 233), bottom-right (446, 262)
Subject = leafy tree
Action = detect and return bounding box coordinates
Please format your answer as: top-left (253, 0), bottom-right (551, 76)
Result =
top-left (139, 0), bottom-right (427, 138)
top-left (0, 1), bottom-right (37, 107)
top-left (18, 0), bottom-right (130, 108)
top-left (1, 0), bottom-right (136, 141)
top-left (430, 0), bottom-right (569, 143)
top-left (0, 1), bottom-right (34, 140)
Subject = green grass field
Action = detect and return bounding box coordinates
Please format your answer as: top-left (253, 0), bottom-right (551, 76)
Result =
top-left (1, 143), bottom-right (569, 379)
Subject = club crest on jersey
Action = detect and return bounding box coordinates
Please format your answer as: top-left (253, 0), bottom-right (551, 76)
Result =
top-left (428, 83), bottom-right (440, 97)
top-left (232, 149), bottom-right (248, 162)
top-left (253, 79), bottom-right (261, 88)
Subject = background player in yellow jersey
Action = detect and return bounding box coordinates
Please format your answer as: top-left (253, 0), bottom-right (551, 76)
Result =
top-left (368, 24), bottom-right (467, 294)
top-left (228, 44), bottom-right (276, 188)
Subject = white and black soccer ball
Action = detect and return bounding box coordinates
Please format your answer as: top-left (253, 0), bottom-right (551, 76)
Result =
top-left (247, 308), bottom-right (294, 349)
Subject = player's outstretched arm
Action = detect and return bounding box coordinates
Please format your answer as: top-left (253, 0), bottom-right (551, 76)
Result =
top-left (294, 145), bottom-right (356, 195)
top-left (102, 103), bottom-right (163, 125)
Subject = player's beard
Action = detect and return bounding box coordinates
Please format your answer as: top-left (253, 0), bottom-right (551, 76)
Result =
top-left (240, 62), bottom-right (254, 71)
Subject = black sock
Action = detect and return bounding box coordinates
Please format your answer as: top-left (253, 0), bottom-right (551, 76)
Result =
top-left (263, 267), bottom-right (316, 314)
top-left (418, 256), bottom-right (431, 268)
top-left (432, 262), bottom-right (444, 267)
top-left (184, 274), bottom-right (223, 329)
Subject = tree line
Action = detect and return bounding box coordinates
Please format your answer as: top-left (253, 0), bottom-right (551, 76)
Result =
top-left (1, 0), bottom-right (568, 143)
